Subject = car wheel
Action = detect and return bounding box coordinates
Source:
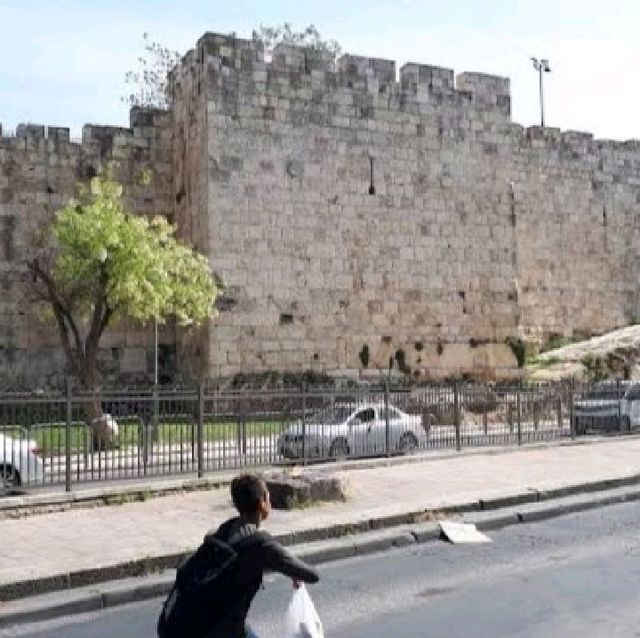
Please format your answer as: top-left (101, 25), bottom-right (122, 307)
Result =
top-left (0, 464), bottom-right (21, 488)
top-left (399, 432), bottom-right (418, 453)
top-left (329, 438), bottom-right (349, 459)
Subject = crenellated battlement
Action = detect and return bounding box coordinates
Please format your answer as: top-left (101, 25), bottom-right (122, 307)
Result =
top-left (401, 63), bottom-right (454, 93)
top-left (170, 32), bottom-right (513, 123)
top-left (0, 123), bottom-right (74, 144)
top-left (169, 33), bottom-right (640, 158)
top-left (0, 107), bottom-right (171, 153)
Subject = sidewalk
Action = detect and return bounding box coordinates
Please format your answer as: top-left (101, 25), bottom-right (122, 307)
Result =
top-left (2, 436), bottom-right (640, 601)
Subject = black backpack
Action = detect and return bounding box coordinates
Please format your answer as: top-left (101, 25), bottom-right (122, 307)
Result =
top-left (157, 531), bottom-right (267, 638)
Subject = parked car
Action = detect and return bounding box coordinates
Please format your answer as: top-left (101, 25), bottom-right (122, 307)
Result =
top-left (0, 433), bottom-right (44, 489)
top-left (277, 402), bottom-right (426, 460)
top-left (572, 382), bottom-right (640, 434)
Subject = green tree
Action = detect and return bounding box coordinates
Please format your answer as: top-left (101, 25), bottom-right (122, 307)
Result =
top-left (27, 168), bottom-right (219, 441)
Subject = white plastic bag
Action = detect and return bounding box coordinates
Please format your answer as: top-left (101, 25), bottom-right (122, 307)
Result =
top-left (284, 584), bottom-right (324, 638)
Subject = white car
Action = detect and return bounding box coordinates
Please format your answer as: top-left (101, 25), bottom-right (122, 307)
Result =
top-left (0, 433), bottom-right (44, 489)
top-left (573, 382), bottom-right (640, 433)
top-left (278, 402), bottom-right (426, 460)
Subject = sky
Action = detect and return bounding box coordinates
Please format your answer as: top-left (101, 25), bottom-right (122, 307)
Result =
top-left (1, 0), bottom-right (639, 140)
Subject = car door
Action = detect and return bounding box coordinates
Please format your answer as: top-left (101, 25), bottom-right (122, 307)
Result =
top-left (368, 406), bottom-right (391, 454)
top-left (346, 407), bottom-right (376, 455)
top-left (374, 405), bottom-right (406, 452)
top-left (624, 384), bottom-right (640, 427)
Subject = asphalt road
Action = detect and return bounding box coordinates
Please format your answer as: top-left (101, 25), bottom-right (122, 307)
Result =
top-left (4, 500), bottom-right (640, 638)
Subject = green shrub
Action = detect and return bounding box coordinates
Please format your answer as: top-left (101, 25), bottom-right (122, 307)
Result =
top-left (540, 333), bottom-right (573, 353)
top-left (506, 337), bottom-right (526, 368)
top-left (581, 354), bottom-right (609, 381)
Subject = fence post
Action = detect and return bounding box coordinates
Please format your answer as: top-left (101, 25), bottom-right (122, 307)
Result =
top-left (617, 379), bottom-right (623, 433)
top-left (152, 383), bottom-right (159, 443)
top-left (516, 382), bottom-right (522, 445)
top-left (454, 381), bottom-right (461, 452)
top-left (384, 379), bottom-right (391, 456)
top-left (569, 380), bottom-right (576, 439)
top-left (301, 383), bottom-right (307, 464)
top-left (65, 377), bottom-right (72, 493)
top-left (197, 384), bottom-right (204, 478)
top-left (238, 402), bottom-right (247, 458)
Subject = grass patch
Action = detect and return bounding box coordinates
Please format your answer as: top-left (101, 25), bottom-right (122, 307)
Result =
top-left (540, 334), bottom-right (574, 353)
top-left (27, 419), bottom-right (291, 455)
top-left (528, 356), bottom-right (561, 368)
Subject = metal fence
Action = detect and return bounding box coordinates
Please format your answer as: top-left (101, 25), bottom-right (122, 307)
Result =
top-left (0, 380), bottom-right (636, 492)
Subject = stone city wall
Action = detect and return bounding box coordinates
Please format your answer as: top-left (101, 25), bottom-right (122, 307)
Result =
top-left (0, 109), bottom-right (173, 386)
top-left (169, 33), bottom-right (640, 379)
top-left (2, 32), bottom-right (640, 384)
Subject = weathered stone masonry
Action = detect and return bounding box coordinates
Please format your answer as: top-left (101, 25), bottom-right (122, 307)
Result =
top-left (0, 110), bottom-right (173, 384)
top-left (2, 32), bottom-right (640, 382)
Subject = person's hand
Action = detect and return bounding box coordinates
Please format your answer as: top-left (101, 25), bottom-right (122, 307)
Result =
top-left (292, 579), bottom-right (301, 589)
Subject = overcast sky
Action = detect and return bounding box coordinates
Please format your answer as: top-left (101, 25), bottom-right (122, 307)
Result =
top-left (1, 0), bottom-right (638, 140)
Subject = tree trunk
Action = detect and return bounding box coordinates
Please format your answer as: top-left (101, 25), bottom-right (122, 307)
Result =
top-left (79, 359), bottom-right (113, 452)
top-left (27, 257), bottom-right (116, 451)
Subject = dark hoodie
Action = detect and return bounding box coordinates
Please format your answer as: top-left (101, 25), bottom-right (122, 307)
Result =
top-left (204, 517), bottom-right (319, 638)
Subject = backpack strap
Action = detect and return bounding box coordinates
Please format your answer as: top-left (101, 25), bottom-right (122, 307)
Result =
top-left (228, 529), bottom-right (271, 551)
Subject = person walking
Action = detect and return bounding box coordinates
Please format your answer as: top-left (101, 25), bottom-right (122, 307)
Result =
top-left (158, 473), bottom-right (319, 638)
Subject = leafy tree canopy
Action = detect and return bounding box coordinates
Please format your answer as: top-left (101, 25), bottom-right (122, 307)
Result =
top-left (28, 166), bottom-right (219, 387)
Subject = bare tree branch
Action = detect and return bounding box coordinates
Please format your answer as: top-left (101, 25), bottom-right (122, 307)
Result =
top-left (26, 259), bottom-right (84, 365)
top-left (84, 267), bottom-right (110, 362)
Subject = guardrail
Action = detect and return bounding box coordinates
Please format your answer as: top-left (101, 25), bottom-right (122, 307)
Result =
top-left (0, 380), bottom-right (634, 492)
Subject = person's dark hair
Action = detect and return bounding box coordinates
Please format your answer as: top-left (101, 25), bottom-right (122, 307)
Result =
top-left (231, 474), bottom-right (266, 515)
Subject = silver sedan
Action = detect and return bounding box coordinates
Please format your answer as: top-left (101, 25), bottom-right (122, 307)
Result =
top-left (278, 402), bottom-right (426, 460)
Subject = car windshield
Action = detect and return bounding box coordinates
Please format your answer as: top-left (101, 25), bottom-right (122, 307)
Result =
top-left (307, 406), bottom-right (354, 425)
top-left (583, 386), bottom-right (626, 400)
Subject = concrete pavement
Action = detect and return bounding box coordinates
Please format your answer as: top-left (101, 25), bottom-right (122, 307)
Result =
top-left (2, 436), bottom-right (640, 605)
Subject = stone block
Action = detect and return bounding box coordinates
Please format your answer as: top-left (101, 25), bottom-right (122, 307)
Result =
top-left (265, 472), bottom-right (347, 509)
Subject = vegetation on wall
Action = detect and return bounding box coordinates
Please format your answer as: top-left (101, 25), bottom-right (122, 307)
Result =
top-left (581, 354), bottom-right (610, 382)
top-left (394, 348), bottom-right (411, 374)
top-left (539, 333), bottom-right (574, 353)
top-left (358, 344), bottom-right (370, 368)
top-left (123, 25), bottom-right (341, 108)
top-left (505, 337), bottom-right (526, 368)
top-left (252, 23), bottom-right (341, 61)
top-left (123, 33), bottom-right (181, 108)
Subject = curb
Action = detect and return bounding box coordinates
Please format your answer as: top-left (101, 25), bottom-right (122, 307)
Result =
top-left (3, 470), bottom-right (640, 603)
top-left (2, 433), bottom-right (638, 520)
top-left (2, 483), bottom-right (640, 630)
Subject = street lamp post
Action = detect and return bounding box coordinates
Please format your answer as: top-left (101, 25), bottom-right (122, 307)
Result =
top-left (153, 317), bottom-right (158, 386)
top-left (531, 57), bottom-right (551, 127)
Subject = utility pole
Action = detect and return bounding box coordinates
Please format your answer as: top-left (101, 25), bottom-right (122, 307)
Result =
top-left (531, 57), bottom-right (551, 127)
top-left (153, 317), bottom-right (158, 386)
